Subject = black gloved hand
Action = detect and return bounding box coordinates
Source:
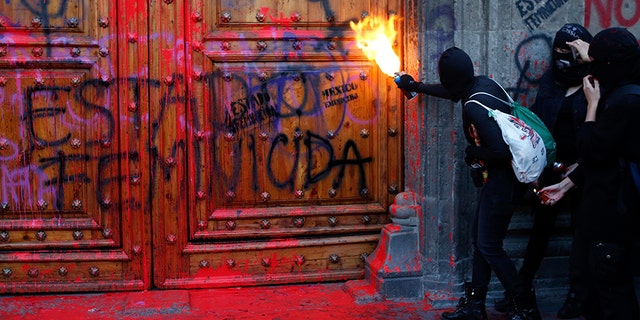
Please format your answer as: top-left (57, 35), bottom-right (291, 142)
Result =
top-left (469, 167), bottom-right (485, 187)
top-left (395, 74), bottom-right (419, 91)
top-left (464, 145), bottom-right (483, 167)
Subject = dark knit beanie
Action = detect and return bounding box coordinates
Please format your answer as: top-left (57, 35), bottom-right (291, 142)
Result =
top-left (588, 27), bottom-right (640, 62)
top-left (553, 23), bottom-right (593, 49)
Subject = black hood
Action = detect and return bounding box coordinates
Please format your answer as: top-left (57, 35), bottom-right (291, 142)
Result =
top-left (552, 23), bottom-right (592, 51)
top-left (588, 27), bottom-right (640, 91)
top-left (438, 47), bottom-right (475, 102)
top-left (551, 23), bottom-right (593, 87)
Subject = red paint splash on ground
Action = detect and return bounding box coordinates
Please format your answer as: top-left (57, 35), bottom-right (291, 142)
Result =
top-left (0, 283), bottom-right (440, 320)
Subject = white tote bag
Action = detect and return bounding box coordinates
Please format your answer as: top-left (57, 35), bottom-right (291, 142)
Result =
top-left (465, 99), bottom-right (547, 183)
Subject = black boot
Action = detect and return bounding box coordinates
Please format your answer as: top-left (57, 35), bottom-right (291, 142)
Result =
top-left (510, 288), bottom-right (541, 320)
top-left (442, 283), bottom-right (488, 320)
top-left (557, 288), bottom-right (584, 319)
top-left (494, 291), bottom-right (514, 313)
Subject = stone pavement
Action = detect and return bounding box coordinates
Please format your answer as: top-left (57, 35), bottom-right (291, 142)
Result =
top-left (0, 281), bottom-right (573, 320)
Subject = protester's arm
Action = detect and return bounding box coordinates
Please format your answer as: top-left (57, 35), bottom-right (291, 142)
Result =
top-left (579, 76), bottom-right (637, 164)
top-left (566, 39), bottom-right (591, 63)
top-left (564, 162), bottom-right (583, 186)
top-left (414, 83), bottom-right (454, 99)
top-left (538, 176), bottom-right (576, 205)
top-left (395, 74), bottom-right (455, 100)
top-left (538, 160), bottom-right (582, 206)
top-left (582, 76), bottom-right (600, 122)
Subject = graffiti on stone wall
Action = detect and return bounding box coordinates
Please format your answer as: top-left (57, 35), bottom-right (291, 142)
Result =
top-left (425, 4), bottom-right (456, 62)
top-left (512, 0), bottom-right (640, 97)
top-left (506, 34), bottom-right (553, 105)
top-left (585, 0), bottom-right (640, 28)
top-left (516, 0), bottom-right (571, 31)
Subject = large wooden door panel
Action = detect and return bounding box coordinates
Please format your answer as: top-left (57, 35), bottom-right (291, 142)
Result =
top-left (216, 0), bottom-right (373, 26)
top-left (168, 235), bottom-right (380, 288)
top-left (152, 0), bottom-right (403, 288)
top-left (200, 204), bottom-right (387, 240)
top-left (0, 1), bottom-right (148, 293)
top-left (209, 61), bottom-right (378, 205)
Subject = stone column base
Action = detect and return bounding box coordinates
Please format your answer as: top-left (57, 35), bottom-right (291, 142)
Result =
top-left (344, 192), bottom-right (423, 300)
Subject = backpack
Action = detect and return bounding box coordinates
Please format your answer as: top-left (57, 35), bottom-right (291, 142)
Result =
top-left (468, 84), bottom-right (557, 168)
top-left (612, 84), bottom-right (640, 194)
top-left (464, 99), bottom-right (547, 183)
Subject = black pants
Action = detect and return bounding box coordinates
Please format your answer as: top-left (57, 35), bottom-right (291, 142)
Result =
top-left (471, 166), bottom-right (526, 297)
top-left (584, 241), bottom-right (639, 320)
top-left (519, 179), bottom-right (588, 303)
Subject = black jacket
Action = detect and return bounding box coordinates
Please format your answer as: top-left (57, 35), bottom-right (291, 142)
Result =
top-left (411, 47), bottom-right (513, 171)
top-left (413, 76), bottom-right (513, 170)
top-left (530, 71), bottom-right (588, 162)
top-left (576, 86), bottom-right (640, 242)
top-left (530, 71), bottom-right (588, 184)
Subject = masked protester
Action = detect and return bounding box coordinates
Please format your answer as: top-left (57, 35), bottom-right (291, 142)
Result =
top-left (550, 24), bottom-right (593, 86)
top-left (538, 27), bottom-right (640, 320)
top-left (396, 47), bottom-right (541, 320)
top-left (494, 23), bottom-right (592, 319)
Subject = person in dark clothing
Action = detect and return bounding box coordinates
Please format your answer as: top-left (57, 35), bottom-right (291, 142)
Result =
top-left (539, 27), bottom-right (640, 320)
top-left (494, 23), bottom-right (592, 319)
top-left (395, 47), bottom-right (541, 320)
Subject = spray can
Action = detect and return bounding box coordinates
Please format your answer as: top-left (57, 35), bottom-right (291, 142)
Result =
top-left (393, 72), bottom-right (418, 100)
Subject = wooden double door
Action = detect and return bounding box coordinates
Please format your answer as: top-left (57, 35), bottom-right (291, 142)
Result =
top-left (0, 0), bottom-right (404, 292)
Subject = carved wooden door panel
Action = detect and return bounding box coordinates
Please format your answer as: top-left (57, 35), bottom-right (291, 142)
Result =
top-left (152, 0), bottom-right (404, 288)
top-left (0, 0), bottom-right (404, 292)
top-left (0, 1), bottom-right (149, 292)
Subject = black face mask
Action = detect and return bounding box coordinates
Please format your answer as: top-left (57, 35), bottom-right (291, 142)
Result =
top-left (552, 50), bottom-right (577, 70)
top-left (551, 49), bottom-right (590, 86)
